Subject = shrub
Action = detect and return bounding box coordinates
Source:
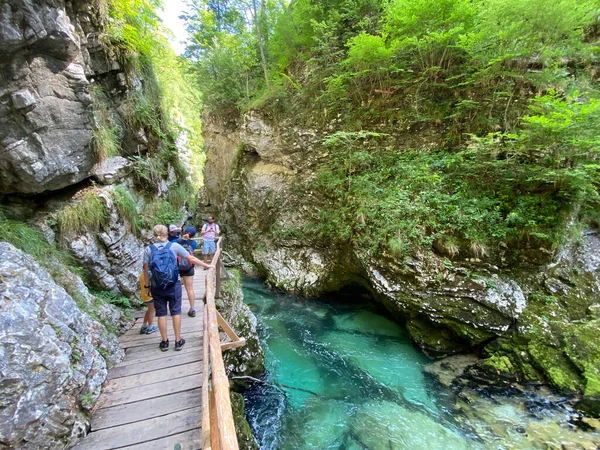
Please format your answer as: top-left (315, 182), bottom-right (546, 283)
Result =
top-left (0, 214), bottom-right (77, 270)
top-left (92, 290), bottom-right (132, 309)
top-left (141, 199), bottom-right (182, 229)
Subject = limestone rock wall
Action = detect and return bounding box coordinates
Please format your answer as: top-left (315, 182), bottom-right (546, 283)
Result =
top-left (0, 242), bottom-right (126, 449)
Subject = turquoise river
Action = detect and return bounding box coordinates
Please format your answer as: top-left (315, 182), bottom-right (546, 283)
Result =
top-left (241, 277), bottom-right (600, 449)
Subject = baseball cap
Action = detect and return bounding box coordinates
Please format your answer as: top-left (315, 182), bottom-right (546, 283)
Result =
top-left (184, 226), bottom-right (196, 237)
top-left (168, 224), bottom-right (180, 232)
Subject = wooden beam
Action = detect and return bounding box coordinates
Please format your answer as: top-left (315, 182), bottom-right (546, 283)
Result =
top-left (209, 385), bottom-right (220, 450)
top-left (221, 338), bottom-right (246, 352)
top-left (217, 311), bottom-right (241, 342)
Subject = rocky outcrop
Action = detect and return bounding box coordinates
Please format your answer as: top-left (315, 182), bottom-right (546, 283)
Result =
top-left (218, 270), bottom-right (264, 380)
top-left (0, 0), bottom-right (95, 193)
top-left (61, 187), bottom-right (143, 296)
top-left (0, 242), bottom-right (126, 449)
top-left (0, 0), bottom-right (151, 195)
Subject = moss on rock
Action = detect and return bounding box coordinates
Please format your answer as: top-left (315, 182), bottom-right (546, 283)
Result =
top-left (230, 392), bottom-right (258, 450)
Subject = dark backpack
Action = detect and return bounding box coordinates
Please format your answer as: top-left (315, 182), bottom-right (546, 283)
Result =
top-left (149, 242), bottom-right (179, 289)
top-left (178, 239), bottom-right (193, 271)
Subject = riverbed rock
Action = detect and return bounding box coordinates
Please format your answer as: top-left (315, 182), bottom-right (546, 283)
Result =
top-left (0, 242), bottom-right (125, 449)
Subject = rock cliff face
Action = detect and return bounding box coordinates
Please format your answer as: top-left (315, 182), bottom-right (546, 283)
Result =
top-left (0, 0), bottom-right (181, 296)
top-left (0, 243), bottom-right (127, 449)
top-left (201, 110), bottom-right (600, 411)
top-left (0, 0), bottom-right (120, 193)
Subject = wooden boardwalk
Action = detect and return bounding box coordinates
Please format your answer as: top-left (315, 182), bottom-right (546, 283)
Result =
top-left (73, 270), bottom-right (208, 450)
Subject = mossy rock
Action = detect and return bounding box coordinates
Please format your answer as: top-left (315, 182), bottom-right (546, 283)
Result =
top-left (527, 339), bottom-right (583, 393)
top-left (230, 392), bottom-right (258, 450)
top-left (483, 355), bottom-right (515, 374)
top-left (563, 320), bottom-right (600, 398)
top-left (405, 316), bottom-right (472, 356)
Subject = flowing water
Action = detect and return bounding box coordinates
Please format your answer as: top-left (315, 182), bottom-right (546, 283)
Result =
top-left (241, 277), bottom-right (600, 450)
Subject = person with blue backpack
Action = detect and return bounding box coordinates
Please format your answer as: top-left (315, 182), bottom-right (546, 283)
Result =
top-left (142, 224), bottom-right (214, 352)
top-left (178, 226), bottom-right (199, 318)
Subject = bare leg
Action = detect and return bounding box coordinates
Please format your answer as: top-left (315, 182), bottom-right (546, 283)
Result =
top-left (147, 303), bottom-right (154, 326)
top-left (158, 316), bottom-right (168, 341)
top-left (173, 314), bottom-right (182, 341)
top-left (144, 304), bottom-right (154, 326)
top-left (182, 276), bottom-right (195, 309)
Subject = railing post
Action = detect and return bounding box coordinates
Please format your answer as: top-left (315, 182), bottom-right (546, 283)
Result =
top-left (215, 252), bottom-right (222, 299)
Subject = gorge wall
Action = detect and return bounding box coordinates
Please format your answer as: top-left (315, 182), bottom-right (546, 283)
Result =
top-left (201, 110), bottom-right (600, 416)
top-left (0, 0), bottom-right (194, 447)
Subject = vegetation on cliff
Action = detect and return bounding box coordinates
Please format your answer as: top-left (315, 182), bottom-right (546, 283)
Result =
top-left (185, 0), bottom-right (599, 258)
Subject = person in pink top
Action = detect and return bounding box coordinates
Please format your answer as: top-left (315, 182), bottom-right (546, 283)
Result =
top-left (201, 216), bottom-right (220, 266)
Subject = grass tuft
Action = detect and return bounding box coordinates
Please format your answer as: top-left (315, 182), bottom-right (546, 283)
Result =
top-left (113, 186), bottom-right (140, 233)
top-left (90, 86), bottom-right (121, 161)
top-left (56, 188), bottom-right (109, 236)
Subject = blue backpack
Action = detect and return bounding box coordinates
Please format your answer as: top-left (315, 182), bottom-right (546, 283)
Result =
top-left (149, 242), bottom-right (179, 289)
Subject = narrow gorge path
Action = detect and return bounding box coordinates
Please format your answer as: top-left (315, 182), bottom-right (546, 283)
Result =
top-left (73, 271), bottom-right (207, 450)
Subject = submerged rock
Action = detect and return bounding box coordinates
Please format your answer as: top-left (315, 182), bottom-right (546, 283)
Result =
top-left (0, 242), bottom-right (125, 449)
top-left (350, 400), bottom-right (469, 450)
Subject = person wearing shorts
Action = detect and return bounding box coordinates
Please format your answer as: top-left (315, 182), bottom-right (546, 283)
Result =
top-left (142, 225), bottom-right (214, 351)
top-left (178, 226), bottom-right (199, 317)
top-left (201, 216), bottom-right (220, 267)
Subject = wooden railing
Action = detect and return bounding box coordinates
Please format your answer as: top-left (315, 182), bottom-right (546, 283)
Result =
top-left (201, 237), bottom-right (246, 449)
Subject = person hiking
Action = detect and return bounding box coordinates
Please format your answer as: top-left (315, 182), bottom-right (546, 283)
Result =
top-left (201, 216), bottom-right (220, 267)
top-left (178, 226), bottom-right (199, 318)
top-left (138, 271), bottom-right (158, 334)
top-left (142, 224), bottom-right (214, 351)
top-left (168, 224), bottom-right (180, 242)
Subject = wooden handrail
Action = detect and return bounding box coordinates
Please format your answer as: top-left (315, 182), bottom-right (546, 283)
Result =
top-left (201, 237), bottom-right (246, 449)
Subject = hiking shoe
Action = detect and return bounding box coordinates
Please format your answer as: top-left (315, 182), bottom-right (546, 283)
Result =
top-left (139, 325), bottom-right (148, 334)
top-left (146, 325), bottom-right (159, 334)
top-left (159, 340), bottom-right (169, 352)
top-left (175, 338), bottom-right (186, 351)
top-left (188, 309), bottom-right (196, 317)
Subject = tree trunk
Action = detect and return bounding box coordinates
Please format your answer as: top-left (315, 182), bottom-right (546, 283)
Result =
top-left (251, 0), bottom-right (271, 89)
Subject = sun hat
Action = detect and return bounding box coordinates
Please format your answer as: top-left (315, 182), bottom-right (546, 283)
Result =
top-left (184, 226), bottom-right (196, 237)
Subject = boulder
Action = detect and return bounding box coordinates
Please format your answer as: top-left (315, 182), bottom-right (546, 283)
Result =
top-left (0, 242), bottom-right (124, 449)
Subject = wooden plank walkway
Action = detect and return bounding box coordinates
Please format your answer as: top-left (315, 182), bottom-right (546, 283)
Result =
top-left (73, 270), bottom-right (208, 450)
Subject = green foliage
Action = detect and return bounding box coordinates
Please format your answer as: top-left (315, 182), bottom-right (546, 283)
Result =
top-left (90, 86), bottom-right (121, 161)
top-left (99, 0), bottom-right (204, 192)
top-left (0, 213), bottom-right (77, 270)
top-left (112, 186), bottom-right (140, 232)
top-left (141, 199), bottom-right (182, 228)
top-left (312, 95), bottom-right (600, 256)
top-left (92, 290), bottom-right (132, 309)
top-left (55, 188), bottom-right (109, 237)
top-left (166, 184), bottom-right (190, 210)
